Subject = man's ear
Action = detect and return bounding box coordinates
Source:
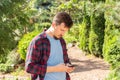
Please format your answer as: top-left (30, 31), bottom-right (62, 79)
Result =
top-left (52, 22), bottom-right (56, 29)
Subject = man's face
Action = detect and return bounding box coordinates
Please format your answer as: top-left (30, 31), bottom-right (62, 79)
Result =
top-left (53, 23), bottom-right (69, 39)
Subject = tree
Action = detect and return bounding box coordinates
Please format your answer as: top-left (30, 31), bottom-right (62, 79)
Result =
top-left (0, 0), bottom-right (31, 62)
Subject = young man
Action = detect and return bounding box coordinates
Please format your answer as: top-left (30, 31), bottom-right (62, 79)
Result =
top-left (25, 12), bottom-right (75, 80)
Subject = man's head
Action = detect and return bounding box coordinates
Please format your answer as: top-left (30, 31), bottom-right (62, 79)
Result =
top-left (51, 12), bottom-right (73, 39)
top-left (53, 12), bottom-right (73, 28)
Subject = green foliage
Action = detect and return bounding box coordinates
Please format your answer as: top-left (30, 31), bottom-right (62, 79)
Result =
top-left (0, 63), bottom-right (14, 73)
top-left (106, 0), bottom-right (120, 3)
top-left (79, 1), bottom-right (91, 52)
top-left (105, 67), bottom-right (120, 80)
top-left (29, 0), bottom-right (53, 30)
top-left (64, 25), bottom-right (79, 43)
top-left (16, 0), bottom-right (61, 60)
top-left (0, 0), bottom-right (32, 63)
top-left (57, 0), bottom-right (84, 24)
top-left (6, 48), bottom-right (22, 65)
top-left (88, 3), bottom-right (105, 57)
top-left (103, 29), bottom-right (120, 69)
top-left (39, 22), bottom-right (51, 29)
top-left (18, 30), bottom-right (42, 60)
top-left (103, 1), bottom-right (120, 69)
top-left (91, 0), bottom-right (105, 2)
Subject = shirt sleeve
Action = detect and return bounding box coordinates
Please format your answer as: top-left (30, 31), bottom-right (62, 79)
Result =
top-left (25, 38), bottom-right (47, 77)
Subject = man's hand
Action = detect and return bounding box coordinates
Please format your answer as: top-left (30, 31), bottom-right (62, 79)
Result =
top-left (47, 63), bottom-right (75, 73)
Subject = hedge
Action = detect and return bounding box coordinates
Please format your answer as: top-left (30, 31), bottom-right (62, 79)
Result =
top-left (18, 30), bottom-right (41, 60)
top-left (103, 1), bottom-right (120, 69)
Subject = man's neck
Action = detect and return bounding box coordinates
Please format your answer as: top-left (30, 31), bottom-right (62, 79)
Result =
top-left (46, 27), bottom-right (54, 38)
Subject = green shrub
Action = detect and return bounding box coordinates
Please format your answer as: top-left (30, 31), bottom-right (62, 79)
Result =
top-left (108, 46), bottom-right (120, 69)
top-left (91, 0), bottom-right (105, 2)
top-left (64, 25), bottom-right (79, 44)
top-left (6, 48), bottom-right (22, 65)
top-left (103, 1), bottom-right (120, 69)
top-left (88, 3), bottom-right (105, 57)
top-left (0, 48), bottom-right (24, 73)
top-left (0, 63), bottom-right (14, 73)
top-left (18, 30), bottom-right (42, 60)
top-left (39, 22), bottom-right (51, 29)
top-left (105, 67), bottom-right (120, 80)
top-left (79, 16), bottom-right (90, 52)
top-left (57, 0), bottom-right (84, 24)
top-left (103, 29), bottom-right (120, 69)
top-left (79, 1), bottom-right (91, 52)
top-left (64, 33), bottom-right (77, 44)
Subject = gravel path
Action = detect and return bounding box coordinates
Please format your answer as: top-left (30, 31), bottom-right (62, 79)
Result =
top-left (68, 46), bottom-right (110, 80)
top-left (0, 46), bottom-right (110, 80)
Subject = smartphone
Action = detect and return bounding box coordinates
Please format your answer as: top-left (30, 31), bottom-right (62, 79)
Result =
top-left (68, 64), bottom-right (77, 67)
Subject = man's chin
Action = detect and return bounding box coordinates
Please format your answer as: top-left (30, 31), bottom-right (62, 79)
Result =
top-left (54, 36), bottom-right (61, 40)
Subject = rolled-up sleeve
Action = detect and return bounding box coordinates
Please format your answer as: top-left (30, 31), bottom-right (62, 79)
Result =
top-left (25, 38), bottom-right (47, 77)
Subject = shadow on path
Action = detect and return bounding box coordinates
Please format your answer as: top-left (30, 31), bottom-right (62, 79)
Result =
top-left (71, 58), bottom-right (110, 73)
top-left (67, 46), bottom-right (110, 73)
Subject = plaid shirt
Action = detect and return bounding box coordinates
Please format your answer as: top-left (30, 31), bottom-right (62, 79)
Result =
top-left (25, 31), bottom-right (71, 80)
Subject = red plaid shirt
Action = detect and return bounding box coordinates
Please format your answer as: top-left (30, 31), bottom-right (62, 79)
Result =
top-left (25, 31), bottom-right (71, 80)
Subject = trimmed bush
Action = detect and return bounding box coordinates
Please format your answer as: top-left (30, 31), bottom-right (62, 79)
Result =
top-left (103, 1), bottom-right (120, 69)
top-left (18, 30), bottom-right (42, 60)
top-left (88, 3), bottom-right (105, 57)
top-left (79, 1), bottom-right (91, 53)
top-left (105, 67), bottom-right (120, 80)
